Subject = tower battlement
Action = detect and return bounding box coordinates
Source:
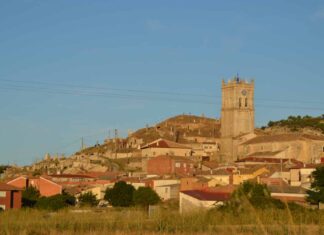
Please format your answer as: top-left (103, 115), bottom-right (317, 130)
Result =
top-left (222, 77), bottom-right (254, 86)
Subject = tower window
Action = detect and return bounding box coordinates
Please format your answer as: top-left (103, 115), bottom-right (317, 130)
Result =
top-left (239, 98), bottom-right (242, 108)
top-left (245, 98), bottom-right (248, 107)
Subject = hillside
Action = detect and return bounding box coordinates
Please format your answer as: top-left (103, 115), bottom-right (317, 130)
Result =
top-left (76, 114), bottom-right (221, 156)
top-left (130, 114), bottom-right (221, 144)
top-left (265, 115), bottom-right (324, 134)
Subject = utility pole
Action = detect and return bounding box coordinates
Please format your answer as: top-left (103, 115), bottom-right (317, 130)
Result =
top-left (81, 137), bottom-right (84, 151)
top-left (114, 129), bottom-right (118, 159)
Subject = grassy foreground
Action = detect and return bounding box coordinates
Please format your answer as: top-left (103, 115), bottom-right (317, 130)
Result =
top-left (1, 207), bottom-right (324, 235)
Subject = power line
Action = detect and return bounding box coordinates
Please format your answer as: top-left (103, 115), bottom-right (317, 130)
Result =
top-left (0, 79), bottom-right (323, 112)
top-left (1, 78), bottom-right (324, 105)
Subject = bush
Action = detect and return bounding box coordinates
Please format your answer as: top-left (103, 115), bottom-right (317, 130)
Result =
top-left (78, 192), bottom-right (98, 207)
top-left (22, 187), bottom-right (40, 208)
top-left (36, 193), bottom-right (76, 211)
top-left (0, 165), bottom-right (9, 174)
top-left (133, 187), bottom-right (160, 208)
top-left (222, 181), bottom-right (285, 212)
top-left (104, 181), bottom-right (135, 207)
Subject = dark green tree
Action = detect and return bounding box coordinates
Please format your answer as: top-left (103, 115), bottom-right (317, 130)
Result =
top-left (133, 187), bottom-right (160, 208)
top-left (22, 186), bottom-right (40, 208)
top-left (104, 181), bottom-right (135, 207)
top-left (0, 165), bottom-right (8, 174)
top-left (223, 181), bottom-right (284, 212)
top-left (78, 192), bottom-right (98, 207)
top-left (307, 166), bottom-right (324, 208)
top-left (36, 193), bottom-right (76, 211)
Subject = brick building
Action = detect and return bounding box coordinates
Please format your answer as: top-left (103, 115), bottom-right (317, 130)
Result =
top-left (147, 155), bottom-right (195, 176)
top-left (7, 176), bottom-right (62, 197)
top-left (0, 182), bottom-right (22, 210)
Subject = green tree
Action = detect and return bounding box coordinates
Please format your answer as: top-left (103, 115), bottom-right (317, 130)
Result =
top-left (0, 165), bottom-right (8, 174)
top-left (223, 181), bottom-right (284, 212)
top-left (307, 166), bottom-right (324, 208)
top-left (133, 187), bottom-right (160, 208)
top-left (22, 186), bottom-right (40, 208)
top-left (36, 193), bottom-right (76, 211)
top-left (78, 192), bottom-right (98, 207)
top-left (104, 181), bottom-right (135, 207)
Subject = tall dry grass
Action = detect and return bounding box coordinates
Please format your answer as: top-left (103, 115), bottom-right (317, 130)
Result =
top-left (1, 207), bottom-right (324, 235)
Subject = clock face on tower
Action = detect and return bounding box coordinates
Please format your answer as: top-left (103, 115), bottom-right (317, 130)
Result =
top-left (241, 89), bottom-right (247, 96)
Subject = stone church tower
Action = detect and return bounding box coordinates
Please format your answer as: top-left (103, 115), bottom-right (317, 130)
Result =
top-left (220, 76), bottom-right (255, 162)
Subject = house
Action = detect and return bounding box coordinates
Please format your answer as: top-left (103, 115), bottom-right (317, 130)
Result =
top-left (180, 177), bottom-right (209, 191)
top-left (200, 161), bottom-right (219, 172)
top-left (268, 184), bottom-right (307, 205)
top-left (141, 138), bottom-right (192, 158)
top-left (7, 176), bottom-right (62, 197)
top-left (147, 155), bottom-right (195, 176)
top-left (155, 184), bottom-right (180, 201)
top-left (207, 169), bottom-right (232, 187)
top-left (179, 190), bottom-right (231, 213)
top-left (232, 166), bottom-right (269, 185)
top-left (289, 165), bottom-right (316, 187)
top-left (0, 182), bottom-right (22, 210)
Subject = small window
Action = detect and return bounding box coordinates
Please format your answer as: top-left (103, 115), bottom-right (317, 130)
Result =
top-left (322, 147), bottom-right (324, 152)
top-left (0, 191), bottom-right (6, 197)
top-left (175, 163), bottom-right (180, 168)
top-left (245, 98), bottom-right (248, 107)
top-left (239, 98), bottom-right (242, 108)
top-left (183, 163), bottom-right (187, 168)
top-left (0, 204), bottom-right (5, 210)
top-left (165, 188), bottom-right (168, 193)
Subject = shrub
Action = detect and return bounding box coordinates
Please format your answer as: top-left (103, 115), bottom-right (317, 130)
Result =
top-left (307, 166), bottom-right (324, 208)
top-left (133, 187), bottom-right (160, 208)
top-left (222, 181), bottom-right (285, 212)
top-left (78, 192), bottom-right (98, 207)
top-left (36, 193), bottom-right (76, 211)
top-left (22, 186), bottom-right (40, 208)
top-left (104, 181), bottom-right (135, 207)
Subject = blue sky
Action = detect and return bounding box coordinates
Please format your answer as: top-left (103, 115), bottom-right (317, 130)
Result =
top-left (0, 1), bottom-right (324, 165)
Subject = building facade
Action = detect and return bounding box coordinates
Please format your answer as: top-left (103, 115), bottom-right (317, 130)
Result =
top-left (0, 183), bottom-right (22, 210)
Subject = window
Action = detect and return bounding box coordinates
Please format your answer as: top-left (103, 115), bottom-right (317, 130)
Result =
top-left (0, 191), bottom-right (6, 197)
top-left (183, 163), bottom-right (187, 168)
top-left (175, 163), bottom-right (180, 168)
top-left (245, 98), bottom-right (248, 107)
top-left (0, 204), bottom-right (5, 210)
top-left (165, 188), bottom-right (168, 193)
top-left (239, 98), bottom-right (242, 108)
top-left (323, 146), bottom-right (324, 152)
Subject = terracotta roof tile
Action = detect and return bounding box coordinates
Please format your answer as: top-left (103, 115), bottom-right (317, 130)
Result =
top-left (0, 182), bottom-right (23, 191)
top-left (181, 190), bottom-right (231, 201)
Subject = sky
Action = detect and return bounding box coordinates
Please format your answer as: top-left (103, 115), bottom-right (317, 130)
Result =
top-left (0, 1), bottom-right (324, 165)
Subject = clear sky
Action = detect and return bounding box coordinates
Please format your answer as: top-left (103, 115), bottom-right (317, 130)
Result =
top-left (1, 1), bottom-right (324, 165)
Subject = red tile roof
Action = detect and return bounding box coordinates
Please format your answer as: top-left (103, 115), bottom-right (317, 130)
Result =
top-left (181, 190), bottom-right (231, 201)
top-left (48, 174), bottom-right (94, 179)
top-left (0, 182), bottom-right (23, 191)
top-left (236, 157), bottom-right (303, 165)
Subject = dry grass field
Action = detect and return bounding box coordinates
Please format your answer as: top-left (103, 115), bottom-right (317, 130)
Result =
top-left (1, 207), bottom-right (324, 235)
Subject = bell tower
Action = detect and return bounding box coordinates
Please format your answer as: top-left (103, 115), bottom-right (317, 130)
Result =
top-left (220, 76), bottom-right (255, 162)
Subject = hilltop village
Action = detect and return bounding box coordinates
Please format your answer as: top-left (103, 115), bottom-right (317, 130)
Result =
top-left (2, 77), bottom-right (324, 212)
